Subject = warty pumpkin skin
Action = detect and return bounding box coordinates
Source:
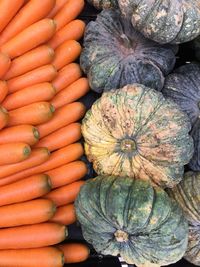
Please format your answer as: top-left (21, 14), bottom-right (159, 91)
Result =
top-left (162, 63), bottom-right (200, 171)
top-left (80, 10), bottom-right (177, 93)
top-left (118, 0), bottom-right (200, 44)
top-left (75, 176), bottom-right (188, 267)
top-left (82, 84), bottom-right (193, 188)
top-left (86, 0), bottom-right (118, 9)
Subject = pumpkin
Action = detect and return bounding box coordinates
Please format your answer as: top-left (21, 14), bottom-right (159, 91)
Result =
top-left (82, 84), bottom-right (193, 188)
top-left (194, 36), bottom-right (200, 61)
top-left (80, 9), bottom-right (177, 93)
top-left (162, 63), bottom-right (200, 171)
top-left (167, 171), bottom-right (200, 266)
top-left (118, 0), bottom-right (200, 44)
top-left (86, 0), bottom-right (118, 9)
top-left (75, 176), bottom-right (188, 267)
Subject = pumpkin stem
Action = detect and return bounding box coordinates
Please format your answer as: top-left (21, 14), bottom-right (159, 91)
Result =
top-left (120, 138), bottom-right (137, 152)
top-left (114, 230), bottom-right (129, 242)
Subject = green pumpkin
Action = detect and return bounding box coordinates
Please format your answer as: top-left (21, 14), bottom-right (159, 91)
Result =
top-left (167, 171), bottom-right (200, 266)
top-left (80, 10), bottom-right (177, 93)
top-left (86, 0), bottom-right (118, 9)
top-left (75, 176), bottom-right (188, 266)
top-left (118, 0), bottom-right (200, 44)
top-left (82, 84), bottom-right (193, 188)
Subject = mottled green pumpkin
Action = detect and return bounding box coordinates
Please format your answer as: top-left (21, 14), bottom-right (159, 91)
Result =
top-left (80, 10), bottom-right (177, 93)
top-left (75, 176), bottom-right (188, 267)
top-left (118, 0), bottom-right (200, 44)
top-left (82, 84), bottom-right (193, 188)
top-left (168, 171), bottom-right (200, 266)
top-left (86, 0), bottom-right (118, 9)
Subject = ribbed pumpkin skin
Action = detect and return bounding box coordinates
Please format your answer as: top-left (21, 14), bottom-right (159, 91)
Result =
top-left (118, 0), bottom-right (200, 44)
top-left (168, 171), bottom-right (200, 266)
top-left (82, 84), bottom-right (193, 188)
top-left (87, 0), bottom-right (118, 9)
top-left (75, 176), bottom-right (188, 266)
top-left (162, 63), bottom-right (200, 171)
top-left (80, 10), bottom-right (177, 93)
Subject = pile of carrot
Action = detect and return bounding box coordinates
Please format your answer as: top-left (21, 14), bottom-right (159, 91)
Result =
top-left (0, 0), bottom-right (91, 266)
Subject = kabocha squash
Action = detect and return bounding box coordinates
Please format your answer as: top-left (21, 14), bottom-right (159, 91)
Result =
top-left (80, 10), bottom-right (177, 93)
top-left (167, 171), bottom-right (200, 266)
top-left (75, 176), bottom-right (188, 267)
top-left (86, 0), bottom-right (118, 9)
top-left (118, 0), bottom-right (200, 44)
top-left (82, 84), bottom-right (193, 188)
top-left (162, 63), bottom-right (200, 171)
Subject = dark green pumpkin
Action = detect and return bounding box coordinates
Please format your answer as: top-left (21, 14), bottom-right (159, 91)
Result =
top-left (80, 9), bottom-right (177, 93)
top-left (75, 176), bottom-right (188, 266)
top-left (86, 0), bottom-right (118, 9)
top-left (118, 0), bottom-right (200, 44)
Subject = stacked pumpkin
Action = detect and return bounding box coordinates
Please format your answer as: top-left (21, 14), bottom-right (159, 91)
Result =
top-left (0, 0), bottom-right (92, 266)
top-left (74, 1), bottom-right (200, 267)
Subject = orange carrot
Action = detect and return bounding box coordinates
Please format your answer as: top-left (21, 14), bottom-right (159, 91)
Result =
top-left (0, 106), bottom-right (9, 130)
top-left (34, 122), bottom-right (81, 151)
top-left (0, 0), bottom-right (56, 46)
top-left (0, 174), bottom-right (51, 205)
top-left (0, 199), bottom-right (56, 228)
top-left (7, 102), bottom-right (55, 127)
top-left (4, 45), bottom-right (55, 80)
top-left (0, 0), bottom-right (24, 34)
top-left (0, 143), bottom-right (31, 165)
top-left (48, 19), bottom-right (85, 49)
top-left (53, 0), bottom-right (84, 31)
top-left (52, 40), bottom-right (81, 70)
top-left (50, 204), bottom-right (76, 225)
top-left (0, 147), bottom-right (50, 179)
top-left (47, 161), bottom-right (87, 189)
top-left (38, 102), bottom-right (86, 138)
top-left (0, 125), bottom-right (40, 145)
top-left (0, 53), bottom-right (11, 78)
top-left (0, 19), bottom-right (56, 59)
top-left (0, 222), bottom-right (67, 249)
top-left (57, 243), bottom-right (90, 264)
top-left (0, 247), bottom-right (64, 267)
top-left (3, 83), bottom-right (56, 110)
top-left (52, 63), bottom-right (82, 93)
top-left (44, 180), bottom-right (85, 207)
top-left (0, 80), bottom-right (8, 103)
top-left (52, 78), bottom-right (90, 108)
top-left (7, 64), bottom-right (57, 93)
top-left (47, 0), bottom-right (68, 18)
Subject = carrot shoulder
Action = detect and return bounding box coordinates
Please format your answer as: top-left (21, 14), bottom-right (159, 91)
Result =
top-left (50, 203), bottom-right (76, 225)
top-left (0, 106), bottom-right (9, 130)
top-left (0, 53), bottom-right (11, 79)
top-left (0, 80), bottom-right (8, 103)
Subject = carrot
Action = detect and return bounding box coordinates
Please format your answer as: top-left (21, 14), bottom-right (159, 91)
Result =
top-left (0, 106), bottom-right (9, 130)
top-left (0, 19), bottom-right (56, 59)
top-left (0, 0), bottom-right (24, 34)
top-left (0, 147), bottom-right (50, 179)
top-left (0, 0), bottom-right (56, 46)
top-left (34, 122), bottom-right (81, 151)
top-left (38, 102), bottom-right (86, 138)
top-left (48, 19), bottom-right (85, 49)
top-left (7, 102), bottom-right (55, 127)
top-left (50, 204), bottom-right (76, 225)
top-left (0, 143), bottom-right (31, 165)
top-left (0, 247), bottom-right (64, 267)
top-left (52, 40), bottom-right (81, 70)
top-left (0, 125), bottom-right (40, 146)
top-left (0, 199), bottom-right (56, 228)
top-left (0, 53), bottom-right (11, 78)
top-left (0, 174), bottom-right (51, 205)
top-left (4, 45), bottom-right (55, 80)
top-left (3, 83), bottom-right (56, 110)
top-left (0, 222), bottom-right (67, 249)
top-left (47, 161), bottom-right (87, 188)
top-left (47, 0), bottom-right (68, 18)
top-left (7, 64), bottom-right (57, 93)
top-left (57, 243), bottom-right (90, 264)
top-left (44, 180), bottom-right (85, 207)
top-left (0, 80), bottom-right (8, 103)
top-left (52, 78), bottom-right (90, 108)
top-left (1, 143), bottom-right (84, 182)
top-left (53, 0), bottom-right (84, 31)
top-left (52, 63), bottom-right (82, 93)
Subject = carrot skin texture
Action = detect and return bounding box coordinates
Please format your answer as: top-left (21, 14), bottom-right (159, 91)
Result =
top-left (0, 80), bottom-right (8, 103)
top-left (4, 45), bottom-right (55, 80)
top-left (47, 0), bottom-right (69, 18)
top-left (0, 247), bottom-right (64, 267)
top-left (0, 18), bottom-right (56, 59)
top-left (50, 203), bottom-right (76, 225)
top-left (0, 53), bottom-right (11, 79)
top-left (0, 0), bottom-right (56, 46)
top-left (0, 106), bottom-right (9, 130)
